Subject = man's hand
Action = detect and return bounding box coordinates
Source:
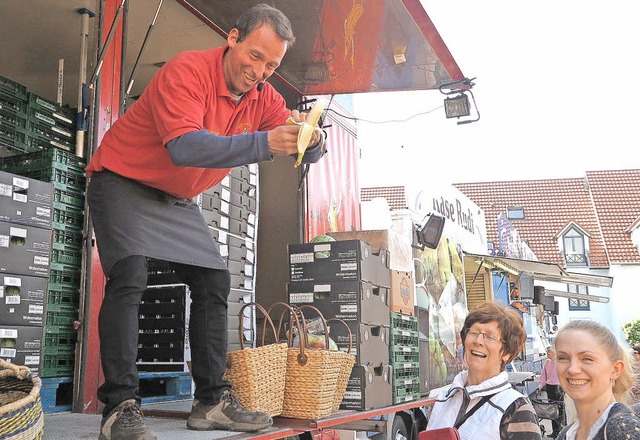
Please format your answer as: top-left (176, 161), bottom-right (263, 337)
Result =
top-left (267, 124), bottom-right (303, 156)
top-left (267, 109), bottom-right (322, 156)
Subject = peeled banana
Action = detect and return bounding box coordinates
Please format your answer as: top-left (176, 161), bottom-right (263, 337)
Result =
top-left (287, 99), bottom-right (326, 168)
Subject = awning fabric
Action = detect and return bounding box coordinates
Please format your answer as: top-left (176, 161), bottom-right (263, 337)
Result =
top-left (179, 0), bottom-right (466, 95)
top-left (463, 253), bottom-right (613, 288)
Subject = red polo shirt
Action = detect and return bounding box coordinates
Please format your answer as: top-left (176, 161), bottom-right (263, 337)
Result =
top-left (86, 46), bottom-right (290, 199)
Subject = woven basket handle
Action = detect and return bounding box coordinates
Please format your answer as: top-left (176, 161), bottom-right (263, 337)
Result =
top-left (326, 318), bottom-right (353, 354)
top-left (0, 358), bottom-right (30, 380)
top-left (294, 304), bottom-right (331, 357)
top-left (237, 302), bottom-right (279, 350)
top-left (266, 302), bottom-right (307, 365)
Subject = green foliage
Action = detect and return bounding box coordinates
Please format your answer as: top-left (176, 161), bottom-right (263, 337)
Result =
top-left (622, 318), bottom-right (640, 345)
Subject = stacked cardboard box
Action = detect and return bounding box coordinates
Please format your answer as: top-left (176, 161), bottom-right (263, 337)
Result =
top-left (199, 164), bottom-right (258, 353)
top-left (287, 239), bottom-right (393, 410)
top-left (326, 230), bottom-right (421, 404)
top-left (0, 170), bottom-right (53, 374)
top-left (0, 149), bottom-right (85, 378)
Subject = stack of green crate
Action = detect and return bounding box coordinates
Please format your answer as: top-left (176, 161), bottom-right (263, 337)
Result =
top-left (25, 92), bottom-right (76, 153)
top-left (390, 311), bottom-right (421, 404)
top-left (0, 148), bottom-right (85, 377)
top-left (0, 74), bottom-right (78, 156)
top-left (0, 75), bottom-right (31, 154)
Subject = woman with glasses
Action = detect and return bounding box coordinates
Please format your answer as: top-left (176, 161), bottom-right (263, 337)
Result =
top-left (553, 320), bottom-right (640, 439)
top-left (424, 301), bottom-right (541, 439)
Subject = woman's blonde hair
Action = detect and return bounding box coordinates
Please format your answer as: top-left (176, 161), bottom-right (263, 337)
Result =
top-left (555, 320), bottom-right (634, 405)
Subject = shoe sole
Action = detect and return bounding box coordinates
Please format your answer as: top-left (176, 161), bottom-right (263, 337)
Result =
top-left (98, 430), bottom-right (158, 440)
top-left (187, 417), bottom-right (272, 432)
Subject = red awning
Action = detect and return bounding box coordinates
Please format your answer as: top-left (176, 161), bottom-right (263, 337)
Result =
top-left (178, 0), bottom-right (466, 95)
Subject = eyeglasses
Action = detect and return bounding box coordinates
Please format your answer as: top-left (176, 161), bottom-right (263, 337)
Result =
top-left (465, 330), bottom-right (504, 344)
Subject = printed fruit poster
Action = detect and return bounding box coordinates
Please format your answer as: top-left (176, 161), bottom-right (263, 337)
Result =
top-left (414, 237), bottom-right (467, 389)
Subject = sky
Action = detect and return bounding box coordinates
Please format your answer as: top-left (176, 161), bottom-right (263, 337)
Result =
top-left (353, 1), bottom-right (640, 189)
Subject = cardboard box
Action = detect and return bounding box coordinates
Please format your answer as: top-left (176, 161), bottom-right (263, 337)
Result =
top-left (0, 221), bottom-right (51, 278)
top-left (390, 271), bottom-right (415, 315)
top-left (0, 171), bottom-right (54, 229)
top-left (0, 274), bottom-right (46, 326)
top-left (329, 321), bottom-right (389, 366)
top-left (328, 230), bottom-right (413, 272)
top-left (340, 364), bottom-right (393, 410)
top-left (288, 240), bottom-right (390, 287)
top-left (287, 280), bottom-right (390, 326)
top-left (200, 192), bottom-right (230, 216)
top-left (0, 324), bottom-right (43, 374)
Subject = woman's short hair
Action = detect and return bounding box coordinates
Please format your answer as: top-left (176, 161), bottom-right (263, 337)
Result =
top-left (234, 4), bottom-right (295, 46)
top-left (555, 320), bottom-right (634, 405)
top-left (460, 301), bottom-right (526, 369)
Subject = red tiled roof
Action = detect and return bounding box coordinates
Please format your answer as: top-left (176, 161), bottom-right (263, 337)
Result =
top-left (454, 178), bottom-right (610, 267)
top-left (586, 169), bottom-right (640, 263)
top-left (454, 170), bottom-right (640, 267)
top-left (361, 186), bottom-right (407, 210)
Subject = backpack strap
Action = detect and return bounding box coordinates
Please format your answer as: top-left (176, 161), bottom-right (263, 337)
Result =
top-left (454, 394), bottom-right (496, 429)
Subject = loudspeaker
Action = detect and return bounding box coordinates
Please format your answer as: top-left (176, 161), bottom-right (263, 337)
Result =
top-left (543, 296), bottom-right (555, 312)
top-left (553, 301), bottom-right (560, 315)
top-left (533, 286), bottom-right (545, 305)
top-left (520, 274), bottom-right (534, 299)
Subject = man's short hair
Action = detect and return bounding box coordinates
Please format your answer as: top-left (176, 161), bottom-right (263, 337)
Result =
top-left (234, 4), bottom-right (295, 46)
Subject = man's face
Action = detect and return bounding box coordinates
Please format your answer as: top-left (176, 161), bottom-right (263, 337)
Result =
top-left (223, 24), bottom-right (288, 95)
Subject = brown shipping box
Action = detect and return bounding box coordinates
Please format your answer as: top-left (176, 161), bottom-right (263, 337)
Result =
top-left (327, 229), bottom-right (412, 272)
top-left (390, 270), bottom-right (415, 315)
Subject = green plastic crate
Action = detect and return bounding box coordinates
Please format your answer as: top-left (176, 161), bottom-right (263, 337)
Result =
top-left (0, 75), bottom-right (28, 100)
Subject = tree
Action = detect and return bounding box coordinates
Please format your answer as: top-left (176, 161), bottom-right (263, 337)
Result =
top-left (622, 318), bottom-right (640, 345)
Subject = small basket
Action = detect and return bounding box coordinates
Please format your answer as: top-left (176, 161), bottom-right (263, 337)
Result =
top-left (278, 304), bottom-right (343, 420)
top-left (326, 318), bottom-right (356, 413)
top-left (0, 359), bottom-right (44, 440)
top-left (223, 302), bottom-right (288, 417)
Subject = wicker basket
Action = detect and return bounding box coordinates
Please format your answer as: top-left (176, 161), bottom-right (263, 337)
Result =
top-left (223, 302), bottom-right (288, 417)
top-left (326, 318), bottom-right (356, 413)
top-left (278, 304), bottom-right (343, 420)
top-left (0, 359), bottom-right (44, 440)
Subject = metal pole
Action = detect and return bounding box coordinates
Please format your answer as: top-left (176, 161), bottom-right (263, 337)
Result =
top-left (126, 0), bottom-right (164, 97)
top-left (76, 8), bottom-right (95, 158)
top-left (89, 0), bottom-right (127, 86)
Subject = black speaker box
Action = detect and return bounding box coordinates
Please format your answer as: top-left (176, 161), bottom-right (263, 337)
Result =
top-left (543, 295), bottom-right (555, 312)
top-left (553, 301), bottom-right (560, 315)
top-left (533, 286), bottom-right (545, 304)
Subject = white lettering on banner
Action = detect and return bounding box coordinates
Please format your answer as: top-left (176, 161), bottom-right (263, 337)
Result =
top-left (432, 196), bottom-right (475, 234)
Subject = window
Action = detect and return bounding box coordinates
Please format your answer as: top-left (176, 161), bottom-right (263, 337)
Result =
top-left (506, 206), bottom-right (524, 220)
top-left (563, 229), bottom-right (587, 266)
top-left (568, 284), bottom-right (590, 311)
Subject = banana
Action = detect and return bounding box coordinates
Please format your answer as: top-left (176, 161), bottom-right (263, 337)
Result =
top-left (287, 100), bottom-right (326, 168)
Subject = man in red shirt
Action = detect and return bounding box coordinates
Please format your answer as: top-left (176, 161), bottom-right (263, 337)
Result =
top-left (87, 5), bottom-right (324, 440)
